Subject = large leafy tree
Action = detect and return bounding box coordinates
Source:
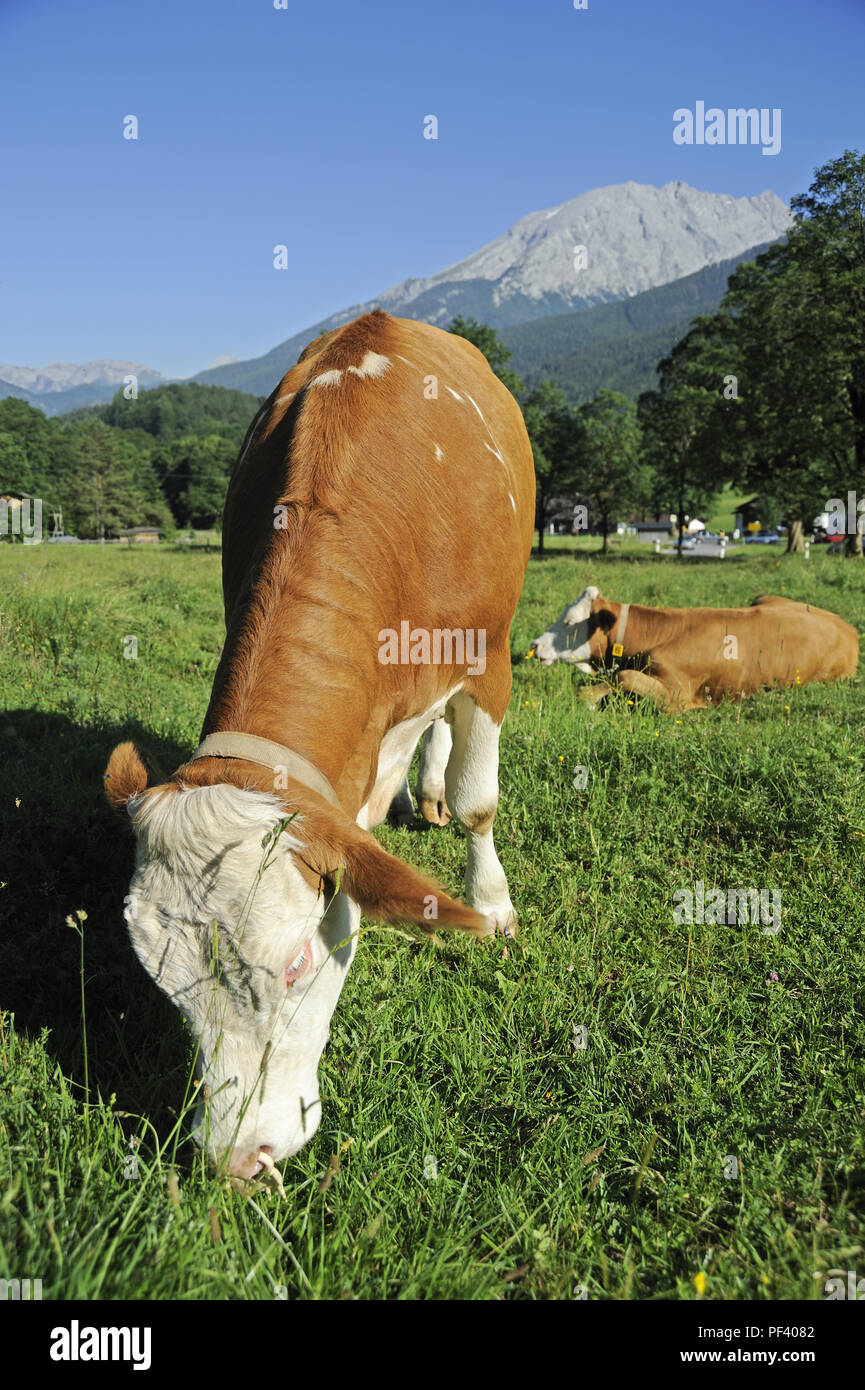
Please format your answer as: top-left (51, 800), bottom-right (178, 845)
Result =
top-left (722, 150), bottom-right (865, 552)
top-left (65, 419), bottom-right (171, 538)
top-left (638, 316), bottom-right (731, 554)
top-left (152, 433), bottom-right (235, 528)
top-left (521, 379), bottom-right (578, 553)
top-left (576, 388), bottom-right (645, 552)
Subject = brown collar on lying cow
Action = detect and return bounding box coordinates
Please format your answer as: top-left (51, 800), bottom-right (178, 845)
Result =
top-left (190, 732), bottom-right (341, 809)
top-left (609, 603), bottom-right (630, 664)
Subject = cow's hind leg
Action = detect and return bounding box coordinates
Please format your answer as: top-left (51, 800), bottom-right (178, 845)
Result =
top-left (416, 718), bottom-right (452, 825)
top-left (444, 691), bottom-right (516, 936)
top-left (387, 773), bottom-right (417, 826)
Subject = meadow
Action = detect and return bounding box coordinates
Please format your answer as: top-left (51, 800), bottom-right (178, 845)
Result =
top-left (0, 540), bottom-right (863, 1301)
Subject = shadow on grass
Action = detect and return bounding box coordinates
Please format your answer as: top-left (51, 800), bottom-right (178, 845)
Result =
top-left (0, 709), bottom-right (192, 1137)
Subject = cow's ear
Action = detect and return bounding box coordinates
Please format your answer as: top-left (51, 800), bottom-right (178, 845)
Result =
top-left (341, 834), bottom-right (491, 937)
top-left (592, 608), bottom-right (616, 635)
top-left (294, 804), bottom-right (491, 938)
top-left (104, 742), bottom-right (151, 812)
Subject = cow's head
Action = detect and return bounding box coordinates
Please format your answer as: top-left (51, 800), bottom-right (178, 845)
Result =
top-left (104, 742), bottom-right (486, 1176)
top-left (528, 586), bottom-right (601, 668)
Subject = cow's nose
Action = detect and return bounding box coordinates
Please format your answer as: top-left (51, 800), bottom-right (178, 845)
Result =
top-left (226, 1144), bottom-right (273, 1179)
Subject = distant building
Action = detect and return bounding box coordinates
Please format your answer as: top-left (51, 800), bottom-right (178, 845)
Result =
top-left (632, 519), bottom-right (673, 544)
top-left (116, 526), bottom-right (164, 545)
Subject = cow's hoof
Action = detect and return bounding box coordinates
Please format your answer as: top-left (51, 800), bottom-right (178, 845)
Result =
top-left (418, 794), bottom-right (452, 826)
top-left (580, 683), bottom-right (612, 706)
top-left (477, 903), bottom-right (519, 939)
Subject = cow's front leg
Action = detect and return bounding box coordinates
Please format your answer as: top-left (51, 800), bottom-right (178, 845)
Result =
top-left (614, 669), bottom-right (697, 712)
top-left (580, 681), bottom-right (614, 706)
top-left (444, 692), bottom-right (516, 937)
top-left (416, 718), bottom-right (452, 825)
top-left (387, 773), bottom-right (417, 826)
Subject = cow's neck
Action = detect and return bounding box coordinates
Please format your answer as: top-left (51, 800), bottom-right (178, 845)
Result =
top-left (196, 560), bottom-right (386, 815)
top-left (591, 599), bottom-right (651, 663)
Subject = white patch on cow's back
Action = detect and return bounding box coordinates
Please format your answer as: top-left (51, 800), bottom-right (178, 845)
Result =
top-left (309, 369), bottom-right (343, 388)
top-left (347, 351), bottom-right (390, 379)
top-left (434, 443), bottom-right (443, 460)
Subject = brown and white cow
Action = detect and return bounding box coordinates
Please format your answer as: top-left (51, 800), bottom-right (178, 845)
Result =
top-left (104, 310), bottom-right (535, 1176)
top-left (529, 586), bottom-right (858, 710)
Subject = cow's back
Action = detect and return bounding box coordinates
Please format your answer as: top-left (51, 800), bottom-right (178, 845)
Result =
top-left (221, 311), bottom-right (535, 638)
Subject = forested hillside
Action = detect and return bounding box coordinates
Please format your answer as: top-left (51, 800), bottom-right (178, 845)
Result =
top-left (501, 244), bottom-right (772, 403)
top-left (0, 383), bottom-right (263, 539)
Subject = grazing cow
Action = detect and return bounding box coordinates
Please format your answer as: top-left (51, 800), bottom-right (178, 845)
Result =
top-left (529, 586), bottom-right (858, 710)
top-left (104, 311), bottom-right (535, 1176)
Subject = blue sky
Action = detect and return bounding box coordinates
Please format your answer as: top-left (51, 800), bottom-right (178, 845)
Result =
top-left (2, 0), bottom-right (863, 376)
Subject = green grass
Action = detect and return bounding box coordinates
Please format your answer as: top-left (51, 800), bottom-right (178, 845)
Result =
top-left (1, 542), bottom-right (864, 1300)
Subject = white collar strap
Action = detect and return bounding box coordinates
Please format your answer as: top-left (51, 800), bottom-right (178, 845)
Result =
top-left (612, 602), bottom-right (630, 653)
top-left (190, 732), bottom-right (340, 809)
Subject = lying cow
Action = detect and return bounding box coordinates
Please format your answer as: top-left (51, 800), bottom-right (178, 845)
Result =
top-left (529, 586), bottom-right (858, 710)
top-left (104, 310), bottom-right (535, 1176)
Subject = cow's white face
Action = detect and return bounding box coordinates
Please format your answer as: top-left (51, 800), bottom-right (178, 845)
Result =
top-left (123, 783), bottom-right (357, 1176)
top-left (529, 586), bottom-right (599, 668)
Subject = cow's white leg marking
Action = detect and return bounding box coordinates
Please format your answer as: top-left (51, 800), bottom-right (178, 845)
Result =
top-left (358, 691), bottom-right (460, 831)
top-left (444, 692), bottom-right (516, 935)
top-left (416, 718), bottom-right (452, 825)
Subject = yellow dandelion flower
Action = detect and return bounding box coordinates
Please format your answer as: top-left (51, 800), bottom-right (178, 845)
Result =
top-left (694, 1271), bottom-right (707, 1296)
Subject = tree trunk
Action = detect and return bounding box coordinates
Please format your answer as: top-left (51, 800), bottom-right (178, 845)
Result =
top-left (601, 512), bottom-right (609, 555)
top-left (676, 491), bottom-right (685, 557)
top-left (788, 518), bottom-right (805, 553)
top-left (845, 514), bottom-right (863, 557)
top-left (537, 501), bottom-right (545, 555)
